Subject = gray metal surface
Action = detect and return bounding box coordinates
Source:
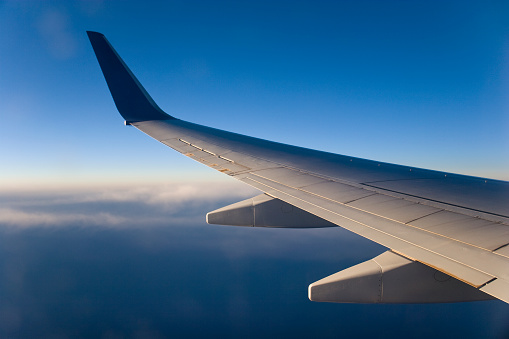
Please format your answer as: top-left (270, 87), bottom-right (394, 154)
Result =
top-left (309, 251), bottom-right (493, 303)
top-left (481, 278), bottom-right (509, 302)
top-left (207, 194), bottom-right (336, 228)
top-left (138, 119), bottom-right (509, 221)
top-left (88, 32), bottom-right (509, 304)
top-left (496, 245), bottom-right (509, 257)
top-left (239, 174), bottom-right (503, 287)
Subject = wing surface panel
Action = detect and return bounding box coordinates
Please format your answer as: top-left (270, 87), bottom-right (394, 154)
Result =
top-left (367, 178), bottom-right (509, 219)
top-left (481, 279), bottom-right (509, 303)
top-left (132, 119), bottom-right (509, 302)
top-left (136, 120), bottom-right (509, 220)
top-left (239, 173), bottom-right (509, 303)
top-left (239, 175), bottom-right (496, 285)
top-left (496, 245), bottom-right (509, 257)
top-left (88, 32), bottom-right (509, 303)
top-left (240, 174), bottom-right (509, 279)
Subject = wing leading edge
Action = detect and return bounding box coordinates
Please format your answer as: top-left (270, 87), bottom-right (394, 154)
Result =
top-left (88, 32), bottom-right (509, 304)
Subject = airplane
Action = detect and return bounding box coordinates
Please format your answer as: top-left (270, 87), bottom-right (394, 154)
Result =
top-left (87, 31), bottom-right (509, 304)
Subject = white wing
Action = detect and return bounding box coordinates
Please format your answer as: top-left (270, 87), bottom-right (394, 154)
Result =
top-left (88, 31), bottom-right (509, 304)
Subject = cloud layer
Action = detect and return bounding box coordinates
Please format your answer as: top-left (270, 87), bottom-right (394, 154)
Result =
top-left (0, 181), bottom-right (257, 228)
top-left (0, 183), bottom-right (508, 338)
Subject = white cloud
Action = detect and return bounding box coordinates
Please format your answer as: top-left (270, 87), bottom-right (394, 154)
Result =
top-left (0, 181), bottom-right (258, 229)
top-left (0, 208), bottom-right (126, 228)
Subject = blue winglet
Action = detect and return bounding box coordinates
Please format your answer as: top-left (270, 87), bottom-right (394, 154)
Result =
top-left (87, 31), bottom-right (174, 123)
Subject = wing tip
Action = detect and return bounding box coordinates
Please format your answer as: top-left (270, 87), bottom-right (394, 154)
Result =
top-left (87, 30), bottom-right (175, 122)
top-left (86, 30), bottom-right (103, 36)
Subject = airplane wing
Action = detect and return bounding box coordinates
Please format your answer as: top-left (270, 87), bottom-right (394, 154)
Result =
top-left (87, 31), bottom-right (509, 304)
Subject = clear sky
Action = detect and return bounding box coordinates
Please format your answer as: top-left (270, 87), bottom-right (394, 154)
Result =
top-left (1, 0), bottom-right (508, 189)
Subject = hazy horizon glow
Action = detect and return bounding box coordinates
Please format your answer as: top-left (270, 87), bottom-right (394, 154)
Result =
top-left (0, 181), bottom-right (257, 228)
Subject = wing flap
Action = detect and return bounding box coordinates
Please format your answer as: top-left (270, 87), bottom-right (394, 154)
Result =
top-left (367, 178), bottom-right (509, 219)
top-left (302, 181), bottom-right (376, 203)
top-left (240, 174), bottom-right (500, 286)
top-left (480, 278), bottom-right (509, 303)
top-left (410, 211), bottom-right (509, 251)
top-left (252, 168), bottom-right (328, 188)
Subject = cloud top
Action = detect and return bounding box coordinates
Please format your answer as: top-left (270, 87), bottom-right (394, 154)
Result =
top-left (0, 181), bottom-right (257, 228)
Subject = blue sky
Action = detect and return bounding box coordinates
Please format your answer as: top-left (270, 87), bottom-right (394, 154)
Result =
top-left (1, 0), bottom-right (508, 189)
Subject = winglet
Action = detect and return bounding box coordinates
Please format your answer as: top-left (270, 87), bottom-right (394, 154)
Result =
top-left (87, 31), bottom-right (174, 123)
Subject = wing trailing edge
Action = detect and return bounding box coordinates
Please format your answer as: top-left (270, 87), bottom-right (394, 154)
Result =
top-left (86, 31), bottom-right (174, 123)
